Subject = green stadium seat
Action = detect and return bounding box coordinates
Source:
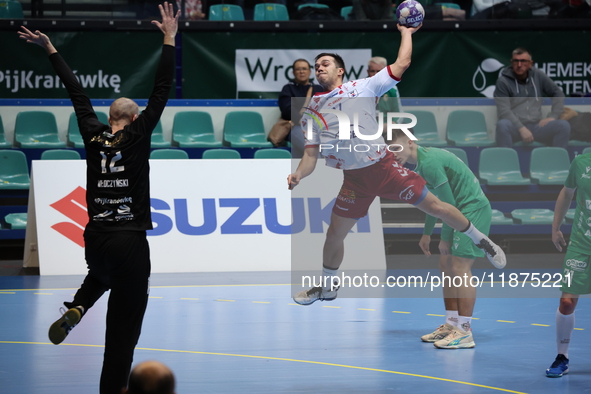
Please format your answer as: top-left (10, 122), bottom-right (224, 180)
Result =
top-left (446, 110), bottom-right (496, 147)
top-left (0, 0), bottom-right (24, 18)
top-left (151, 121), bottom-right (170, 148)
top-left (491, 209), bottom-right (513, 225)
top-left (530, 147), bottom-right (570, 185)
top-left (443, 147), bottom-right (469, 166)
top-left (209, 4), bottom-right (245, 20)
top-left (223, 111), bottom-right (272, 148)
top-left (568, 140), bottom-right (591, 147)
top-left (254, 3), bottom-right (289, 20)
top-left (0, 150), bottom-right (30, 190)
top-left (15, 111), bottom-right (66, 148)
top-left (254, 148), bottom-right (291, 159)
top-left (41, 149), bottom-right (81, 160)
top-left (565, 208), bottom-right (576, 223)
top-left (0, 115), bottom-right (12, 148)
top-left (298, 3), bottom-right (329, 10)
top-left (479, 147), bottom-right (531, 185)
top-left (511, 209), bottom-right (554, 225)
top-left (4, 213), bottom-right (27, 230)
top-left (436, 2), bottom-right (461, 9)
top-left (202, 148), bottom-right (241, 159)
top-left (172, 111), bottom-right (222, 148)
top-left (67, 111), bottom-right (109, 148)
top-left (405, 110), bottom-right (446, 147)
top-left (341, 5), bottom-right (353, 19)
top-left (150, 149), bottom-right (189, 160)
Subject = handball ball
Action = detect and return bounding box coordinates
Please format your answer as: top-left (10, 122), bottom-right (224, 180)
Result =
top-left (396, 0), bottom-right (425, 28)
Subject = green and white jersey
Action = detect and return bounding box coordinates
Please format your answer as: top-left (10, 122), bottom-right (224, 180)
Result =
top-left (565, 153), bottom-right (591, 254)
top-left (415, 146), bottom-right (490, 241)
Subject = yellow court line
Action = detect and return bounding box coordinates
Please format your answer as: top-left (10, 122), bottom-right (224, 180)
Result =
top-left (358, 308), bottom-right (375, 311)
top-left (322, 305), bottom-right (340, 309)
top-left (149, 296), bottom-right (163, 299)
top-left (181, 298), bottom-right (199, 301)
top-left (392, 311), bottom-right (411, 314)
top-left (472, 318), bottom-right (480, 320)
top-left (215, 299), bottom-right (235, 302)
top-left (0, 292), bottom-right (16, 294)
top-left (497, 320), bottom-right (516, 323)
top-left (574, 328), bottom-right (584, 331)
top-left (532, 324), bottom-right (550, 327)
top-left (427, 314), bottom-right (445, 317)
top-left (0, 341), bottom-right (528, 393)
top-left (252, 301), bottom-right (271, 304)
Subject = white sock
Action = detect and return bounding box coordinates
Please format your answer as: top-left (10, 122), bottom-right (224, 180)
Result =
top-left (461, 221), bottom-right (486, 245)
top-left (445, 310), bottom-right (459, 327)
top-left (556, 308), bottom-right (574, 359)
top-left (321, 267), bottom-right (338, 291)
top-left (458, 315), bottom-right (472, 332)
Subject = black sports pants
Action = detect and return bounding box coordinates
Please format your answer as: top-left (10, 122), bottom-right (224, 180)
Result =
top-left (72, 230), bottom-right (150, 394)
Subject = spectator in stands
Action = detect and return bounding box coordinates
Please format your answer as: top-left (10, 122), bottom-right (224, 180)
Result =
top-left (176, 0), bottom-right (205, 20)
top-left (123, 360), bottom-right (176, 394)
top-left (268, 59), bottom-right (323, 156)
top-left (367, 56), bottom-right (403, 123)
top-left (19, 3), bottom-right (179, 394)
top-left (494, 47), bottom-right (570, 148)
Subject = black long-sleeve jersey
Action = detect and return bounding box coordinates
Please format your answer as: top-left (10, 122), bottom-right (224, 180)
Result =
top-left (49, 45), bottom-right (174, 232)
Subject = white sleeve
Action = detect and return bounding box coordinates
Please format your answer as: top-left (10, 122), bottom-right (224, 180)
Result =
top-left (301, 112), bottom-right (320, 146)
top-left (365, 67), bottom-right (400, 98)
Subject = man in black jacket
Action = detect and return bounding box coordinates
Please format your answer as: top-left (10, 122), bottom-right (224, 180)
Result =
top-left (18, 3), bottom-right (179, 393)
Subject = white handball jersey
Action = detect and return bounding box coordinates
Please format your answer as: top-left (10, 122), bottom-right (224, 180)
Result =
top-left (302, 66), bottom-right (400, 170)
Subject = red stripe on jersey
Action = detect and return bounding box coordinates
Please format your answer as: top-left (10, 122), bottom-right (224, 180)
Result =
top-left (387, 66), bottom-right (402, 81)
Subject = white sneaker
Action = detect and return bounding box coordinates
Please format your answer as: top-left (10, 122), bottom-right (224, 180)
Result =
top-left (434, 327), bottom-right (476, 349)
top-left (421, 323), bottom-right (455, 343)
top-left (293, 286), bottom-right (338, 305)
top-left (477, 237), bottom-right (506, 269)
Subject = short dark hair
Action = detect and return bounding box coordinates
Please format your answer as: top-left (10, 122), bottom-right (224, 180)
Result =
top-left (292, 58), bottom-right (311, 69)
top-left (314, 53), bottom-right (345, 70)
top-left (512, 47), bottom-right (531, 58)
top-left (127, 365), bottom-right (175, 394)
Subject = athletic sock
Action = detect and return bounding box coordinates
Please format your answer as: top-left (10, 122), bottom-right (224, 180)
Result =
top-left (321, 266), bottom-right (338, 291)
top-left (458, 315), bottom-right (472, 332)
top-left (445, 310), bottom-right (459, 327)
top-left (556, 308), bottom-right (574, 359)
top-left (460, 221), bottom-right (486, 245)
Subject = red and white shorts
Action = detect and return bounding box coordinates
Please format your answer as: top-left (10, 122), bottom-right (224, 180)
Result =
top-left (333, 152), bottom-right (428, 219)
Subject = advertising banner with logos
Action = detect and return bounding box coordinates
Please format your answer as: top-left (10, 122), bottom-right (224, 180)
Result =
top-left (181, 30), bottom-right (591, 99)
top-left (0, 31), bottom-right (170, 99)
top-left (26, 159), bottom-right (385, 275)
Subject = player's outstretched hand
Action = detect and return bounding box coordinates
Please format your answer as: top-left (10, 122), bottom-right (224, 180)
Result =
top-left (18, 26), bottom-right (56, 54)
top-left (397, 23), bottom-right (422, 34)
top-left (152, 2), bottom-right (180, 39)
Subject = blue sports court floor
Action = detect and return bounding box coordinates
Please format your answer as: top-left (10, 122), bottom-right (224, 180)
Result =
top-left (1, 265), bottom-right (590, 393)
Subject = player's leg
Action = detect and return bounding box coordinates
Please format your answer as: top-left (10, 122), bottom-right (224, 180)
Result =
top-left (421, 254), bottom-right (458, 342)
top-left (100, 231), bottom-right (150, 394)
top-left (434, 256), bottom-right (477, 349)
top-left (415, 192), bottom-right (506, 269)
top-left (534, 119), bottom-right (570, 149)
top-left (48, 231), bottom-right (110, 345)
top-left (293, 212), bottom-right (359, 305)
top-left (546, 249), bottom-right (591, 377)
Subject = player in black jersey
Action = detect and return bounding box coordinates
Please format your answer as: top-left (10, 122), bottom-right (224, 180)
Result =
top-left (19, 3), bottom-right (179, 393)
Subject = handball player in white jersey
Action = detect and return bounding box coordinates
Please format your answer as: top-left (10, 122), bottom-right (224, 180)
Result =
top-left (288, 23), bottom-right (506, 305)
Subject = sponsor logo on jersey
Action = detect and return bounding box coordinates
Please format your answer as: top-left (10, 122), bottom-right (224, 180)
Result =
top-left (586, 200), bottom-right (591, 210)
top-left (586, 230), bottom-right (591, 237)
top-left (566, 259), bottom-right (587, 271)
top-left (582, 173), bottom-right (591, 179)
top-left (399, 185), bottom-right (415, 201)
